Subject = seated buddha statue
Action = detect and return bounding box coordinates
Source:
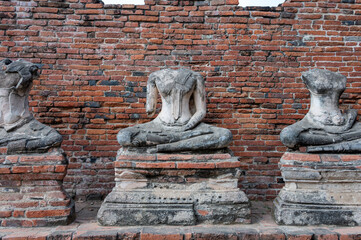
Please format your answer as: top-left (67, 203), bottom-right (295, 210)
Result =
top-left (280, 69), bottom-right (361, 153)
top-left (117, 68), bottom-right (232, 153)
top-left (0, 59), bottom-right (62, 154)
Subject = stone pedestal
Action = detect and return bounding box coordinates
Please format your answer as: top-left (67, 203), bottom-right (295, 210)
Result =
top-left (0, 148), bottom-right (75, 227)
top-left (97, 149), bottom-right (250, 226)
top-left (274, 152), bottom-right (361, 226)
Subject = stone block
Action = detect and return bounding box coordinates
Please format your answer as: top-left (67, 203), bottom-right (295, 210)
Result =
top-left (97, 149), bottom-right (250, 226)
top-left (274, 151), bottom-right (361, 226)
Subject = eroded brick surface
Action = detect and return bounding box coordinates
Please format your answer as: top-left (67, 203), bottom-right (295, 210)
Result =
top-left (0, 148), bottom-right (75, 227)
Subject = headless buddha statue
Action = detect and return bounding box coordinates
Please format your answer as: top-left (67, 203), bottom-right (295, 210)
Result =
top-left (0, 59), bottom-right (62, 154)
top-left (280, 69), bottom-right (361, 153)
top-left (117, 68), bottom-right (232, 153)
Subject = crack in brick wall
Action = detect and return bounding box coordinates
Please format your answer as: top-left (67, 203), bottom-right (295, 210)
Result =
top-left (0, 0), bottom-right (360, 200)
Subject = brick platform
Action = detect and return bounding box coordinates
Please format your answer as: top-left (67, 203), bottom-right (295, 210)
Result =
top-left (274, 152), bottom-right (361, 226)
top-left (2, 201), bottom-right (361, 239)
top-left (97, 150), bottom-right (250, 225)
top-left (0, 148), bottom-right (75, 227)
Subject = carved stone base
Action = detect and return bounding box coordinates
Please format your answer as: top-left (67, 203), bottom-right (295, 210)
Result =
top-left (274, 152), bottom-right (361, 226)
top-left (97, 149), bottom-right (250, 226)
top-left (0, 148), bottom-right (75, 227)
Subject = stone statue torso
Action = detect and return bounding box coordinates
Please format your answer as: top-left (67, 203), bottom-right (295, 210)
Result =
top-left (0, 59), bottom-right (62, 154)
top-left (280, 69), bottom-right (361, 153)
top-left (117, 68), bottom-right (232, 153)
top-left (153, 69), bottom-right (196, 126)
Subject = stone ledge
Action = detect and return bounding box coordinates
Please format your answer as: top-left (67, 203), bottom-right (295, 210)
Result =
top-left (115, 159), bottom-right (241, 169)
top-left (114, 151), bottom-right (241, 171)
top-left (282, 152), bottom-right (361, 163)
top-left (275, 151), bottom-right (361, 226)
top-left (2, 201), bottom-right (361, 239)
top-left (117, 153), bottom-right (232, 161)
top-left (99, 150), bottom-right (250, 226)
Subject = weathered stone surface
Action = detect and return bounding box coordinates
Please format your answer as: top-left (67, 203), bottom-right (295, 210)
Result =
top-left (97, 151), bottom-right (251, 226)
top-left (274, 152), bottom-right (361, 226)
top-left (117, 68), bottom-right (232, 153)
top-left (1, 208), bottom-right (360, 240)
top-left (98, 190), bottom-right (250, 226)
top-left (0, 59), bottom-right (62, 154)
top-left (280, 69), bottom-right (361, 153)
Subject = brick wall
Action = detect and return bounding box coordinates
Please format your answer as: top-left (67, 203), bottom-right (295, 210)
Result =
top-left (0, 0), bottom-right (360, 201)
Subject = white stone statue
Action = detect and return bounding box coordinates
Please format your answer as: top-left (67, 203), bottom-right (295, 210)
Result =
top-left (0, 59), bottom-right (62, 154)
top-left (281, 69), bottom-right (361, 152)
top-left (117, 68), bottom-right (232, 152)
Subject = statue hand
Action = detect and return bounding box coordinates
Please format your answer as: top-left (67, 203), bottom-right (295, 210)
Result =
top-left (181, 123), bottom-right (194, 132)
top-left (146, 109), bottom-right (156, 117)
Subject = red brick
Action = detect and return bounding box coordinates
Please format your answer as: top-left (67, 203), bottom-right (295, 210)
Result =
top-left (197, 209), bottom-right (210, 216)
top-left (259, 230), bottom-right (286, 240)
top-left (75, 9), bottom-right (104, 15)
top-left (226, 0), bottom-right (239, 4)
top-left (10, 201), bottom-right (39, 208)
top-left (5, 155), bottom-right (19, 163)
top-left (12, 210), bottom-right (25, 218)
top-left (19, 155), bottom-right (63, 163)
top-left (118, 155), bottom-right (156, 161)
top-left (12, 166), bottom-right (32, 173)
top-left (129, 15), bottom-right (159, 22)
top-left (1, 219), bottom-right (33, 227)
top-left (73, 231), bottom-right (118, 240)
top-left (135, 162), bottom-right (176, 169)
top-left (140, 233), bottom-right (183, 240)
top-left (0, 167), bottom-right (11, 174)
top-left (0, 210), bottom-right (12, 218)
top-left (320, 155), bottom-right (341, 163)
top-left (55, 165), bottom-right (67, 173)
top-left (33, 165), bottom-right (55, 173)
top-left (157, 154), bottom-right (194, 161)
top-left (114, 161), bottom-right (132, 168)
top-left (176, 162), bottom-right (216, 169)
top-left (315, 234), bottom-right (338, 240)
top-left (195, 153), bottom-right (232, 160)
top-left (282, 153), bottom-right (321, 162)
top-left (48, 199), bottom-right (71, 207)
top-left (0, 147), bottom-right (7, 154)
top-left (26, 209), bottom-right (71, 218)
top-left (340, 155), bottom-right (361, 162)
top-left (286, 234), bottom-right (313, 240)
top-left (215, 161), bottom-right (241, 168)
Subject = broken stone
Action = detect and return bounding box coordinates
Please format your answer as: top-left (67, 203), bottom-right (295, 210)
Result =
top-left (117, 68), bottom-right (232, 153)
top-left (0, 59), bottom-right (62, 154)
top-left (280, 69), bottom-right (361, 153)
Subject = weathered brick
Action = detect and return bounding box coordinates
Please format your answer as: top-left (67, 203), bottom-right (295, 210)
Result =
top-left (12, 166), bottom-right (32, 174)
top-left (135, 162), bottom-right (176, 169)
top-left (0, 167), bottom-right (11, 174)
top-left (140, 233), bottom-right (183, 240)
top-left (215, 161), bottom-right (241, 168)
top-left (26, 209), bottom-right (71, 218)
top-left (0, 210), bottom-right (12, 218)
top-left (177, 162), bottom-right (216, 169)
top-left (282, 153), bottom-right (321, 162)
top-left (129, 15), bottom-right (159, 22)
top-left (340, 155), bottom-right (361, 162)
